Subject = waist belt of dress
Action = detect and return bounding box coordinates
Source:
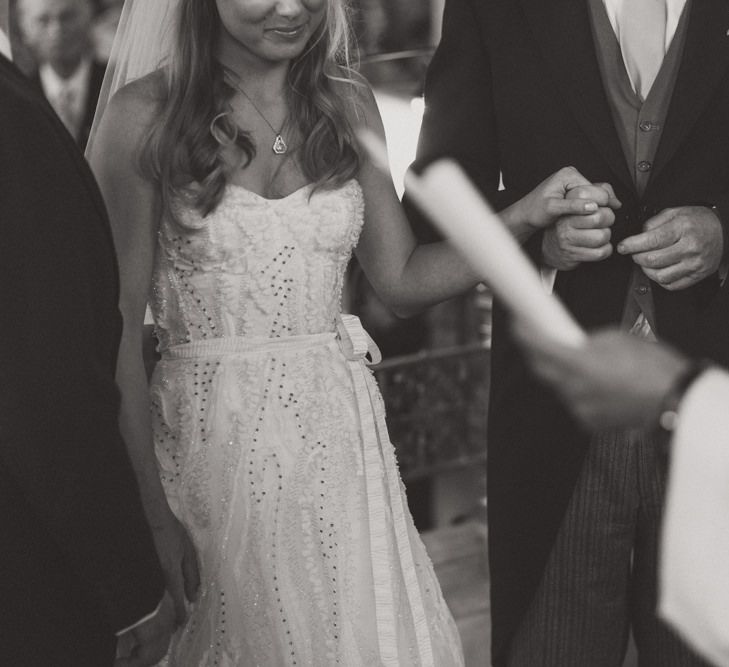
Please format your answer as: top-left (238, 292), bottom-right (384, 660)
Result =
top-left (160, 315), bottom-right (435, 665)
top-left (160, 330), bottom-right (336, 359)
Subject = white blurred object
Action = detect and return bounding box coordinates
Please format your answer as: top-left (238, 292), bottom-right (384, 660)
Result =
top-left (357, 129), bottom-right (585, 348)
top-left (406, 159), bottom-right (585, 347)
top-left (659, 368), bottom-right (729, 667)
top-left (372, 90), bottom-right (424, 198)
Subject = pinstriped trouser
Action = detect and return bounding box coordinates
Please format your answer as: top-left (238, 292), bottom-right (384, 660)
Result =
top-left (507, 429), bottom-right (712, 667)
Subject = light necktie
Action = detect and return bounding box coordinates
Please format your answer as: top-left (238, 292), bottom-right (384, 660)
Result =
top-left (617, 0), bottom-right (668, 101)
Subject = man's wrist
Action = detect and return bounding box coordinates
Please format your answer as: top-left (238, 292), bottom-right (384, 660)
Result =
top-left (708, 204), bottom-right (729, 260)
top-left (115, 599), bottom-right (163, 637)
top-left (502, 199), bottom-right (537, 243)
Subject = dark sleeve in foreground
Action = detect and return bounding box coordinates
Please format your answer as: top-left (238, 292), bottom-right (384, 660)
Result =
top-left (0, 68), bottom-right (164, 633)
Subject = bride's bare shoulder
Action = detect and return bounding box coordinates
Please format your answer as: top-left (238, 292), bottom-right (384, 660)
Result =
top-left (101, 69), bottom-right (167, 137)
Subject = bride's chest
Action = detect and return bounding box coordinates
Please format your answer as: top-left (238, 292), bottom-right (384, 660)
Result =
top-left (159, 180), bottom-right (365, 274)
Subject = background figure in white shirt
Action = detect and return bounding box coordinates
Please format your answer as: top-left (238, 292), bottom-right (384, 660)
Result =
top-left (17, 0), bottom-right (105, 150)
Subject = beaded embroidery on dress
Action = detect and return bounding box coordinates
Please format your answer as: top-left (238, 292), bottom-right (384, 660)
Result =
top-left (150, 179), bottom-right (464, 666)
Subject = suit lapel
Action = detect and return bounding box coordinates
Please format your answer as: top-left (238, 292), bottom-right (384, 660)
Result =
top-left (650, 0), bottom-right (729, 187)
top-left (519, 0), bottom-right (634, 194)
top-left (0, 51), bottom-right (29, 86)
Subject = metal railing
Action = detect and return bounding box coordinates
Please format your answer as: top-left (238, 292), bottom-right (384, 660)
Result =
top-left (374, 343), bottom-right (490, 481)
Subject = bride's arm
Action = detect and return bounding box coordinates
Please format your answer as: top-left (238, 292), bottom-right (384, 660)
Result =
top-left (88, 79), bottom-right (199, 622)
top-left (352, 83), bottom-right (606, 318)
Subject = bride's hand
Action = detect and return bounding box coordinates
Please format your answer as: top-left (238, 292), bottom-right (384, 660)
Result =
top-left (516, 166), bottom-right (619, 231)
top-left (151, 511), bottom-right (200, 624)
top-left (541, 179), bottom-right (620, 270)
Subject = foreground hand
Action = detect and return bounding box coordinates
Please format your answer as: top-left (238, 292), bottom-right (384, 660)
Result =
top-left (152, 512), bottom-right (200, 624)
top-left (512, 321), bottom-right (690, 430)
top-left (541, 182), bottom-right (621, 271)
top-left (515, 166), bottom-right (603, 230)
top-left (617, 206), bottom-right (724, 290)
top-left (115, 591), bottom-right (176, 667)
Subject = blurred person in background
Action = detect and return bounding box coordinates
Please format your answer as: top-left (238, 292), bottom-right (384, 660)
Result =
top-left (6, 0), bottom-right (35, 75)
top-left (90, 0), bottom-right (121, 62)
top-left (17, 0), bottom-right (105, 150)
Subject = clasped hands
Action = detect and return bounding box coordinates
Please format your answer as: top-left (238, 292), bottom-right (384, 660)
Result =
top-left (525, 166), bottom-right (724, 290)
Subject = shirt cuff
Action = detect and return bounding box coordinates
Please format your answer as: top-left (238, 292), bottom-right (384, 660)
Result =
top-left (659, 368), bottom-right (729, 666)
top-left (710, 204), bottom-right (729, 261)
top-left (539, 266), bottom-right (558, 294)
top-left (0, 30), bottom-right (12, 61)
top-left (115, 600), bottom-right (163, 637)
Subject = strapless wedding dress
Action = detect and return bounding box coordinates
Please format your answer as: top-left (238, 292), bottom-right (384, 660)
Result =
top-left (150, 179), bottom-right (464, 666)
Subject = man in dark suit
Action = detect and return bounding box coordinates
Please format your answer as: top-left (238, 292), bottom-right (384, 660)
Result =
top-left (0, 4), bottom-right (175, 665)
top-left (17, 0), bottom-right (104, 151)
top-left (410, 0), bottom-right (729, 665)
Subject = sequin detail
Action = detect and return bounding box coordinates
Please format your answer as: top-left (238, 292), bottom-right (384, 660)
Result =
top-left (151, 181), bottom-right (464, 666)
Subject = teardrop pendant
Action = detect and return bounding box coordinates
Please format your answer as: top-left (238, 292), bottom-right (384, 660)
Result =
top-left (272, 135), bottom-right (288, 155)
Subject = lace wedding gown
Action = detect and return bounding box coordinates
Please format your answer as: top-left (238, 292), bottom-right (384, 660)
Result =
top-left (150, 179), bottom-right (464, 666)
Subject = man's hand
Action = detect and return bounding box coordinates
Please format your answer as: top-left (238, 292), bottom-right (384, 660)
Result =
top-left (115, 591), bottom-right (176, 667)
top-left (617, 206), bottom-right (724, 290)
top-left (541, 182), bottom-right (621, 271)
top-left (512, 322), bottom-right (691, 430)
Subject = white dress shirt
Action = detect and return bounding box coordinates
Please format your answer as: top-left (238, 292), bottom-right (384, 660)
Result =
top-left (40, 58), bottom-right (92, 140)
top-left (603, 0), bottom-right (688, 99)
top-left (0, 27), bottom-right (12, 60)
top-left (602, 0), bottom-right (688, 55)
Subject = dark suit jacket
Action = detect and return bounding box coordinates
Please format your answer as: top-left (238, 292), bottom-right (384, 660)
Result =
top-left (30, 60), bottom-right (106, 152)
top-left (411, 0), bottom-right (729, 663)
top-left (0, 54), bottom-right (163, 665)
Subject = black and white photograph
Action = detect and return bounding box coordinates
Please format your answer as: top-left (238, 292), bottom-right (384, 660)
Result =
top-left (2, 1), bottom-right (729, 665)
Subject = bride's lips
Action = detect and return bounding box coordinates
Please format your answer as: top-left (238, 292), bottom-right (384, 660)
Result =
top-left (266, 24), bottom-right (307, 39)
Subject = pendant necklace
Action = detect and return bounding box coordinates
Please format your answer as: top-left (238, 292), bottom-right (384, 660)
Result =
top-left (230, 79), bottom-right (288, 155)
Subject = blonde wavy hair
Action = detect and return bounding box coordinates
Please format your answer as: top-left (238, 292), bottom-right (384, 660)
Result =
top-left (142, 0), bottom-right (361, 223)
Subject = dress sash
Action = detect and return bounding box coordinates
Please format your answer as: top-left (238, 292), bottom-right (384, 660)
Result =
top-left (337, 315), bottom-right (435, 667)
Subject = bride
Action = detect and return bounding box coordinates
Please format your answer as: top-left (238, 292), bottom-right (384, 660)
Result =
top-left (88, 0), bottom-right (605, 664)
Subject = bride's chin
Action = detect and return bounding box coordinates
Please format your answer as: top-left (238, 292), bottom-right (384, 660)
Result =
top-left (260, 39), bottom-right (312, 61)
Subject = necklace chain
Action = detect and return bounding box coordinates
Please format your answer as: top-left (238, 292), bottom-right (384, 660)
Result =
top-left (228, 77), bottom-right (288, 155)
